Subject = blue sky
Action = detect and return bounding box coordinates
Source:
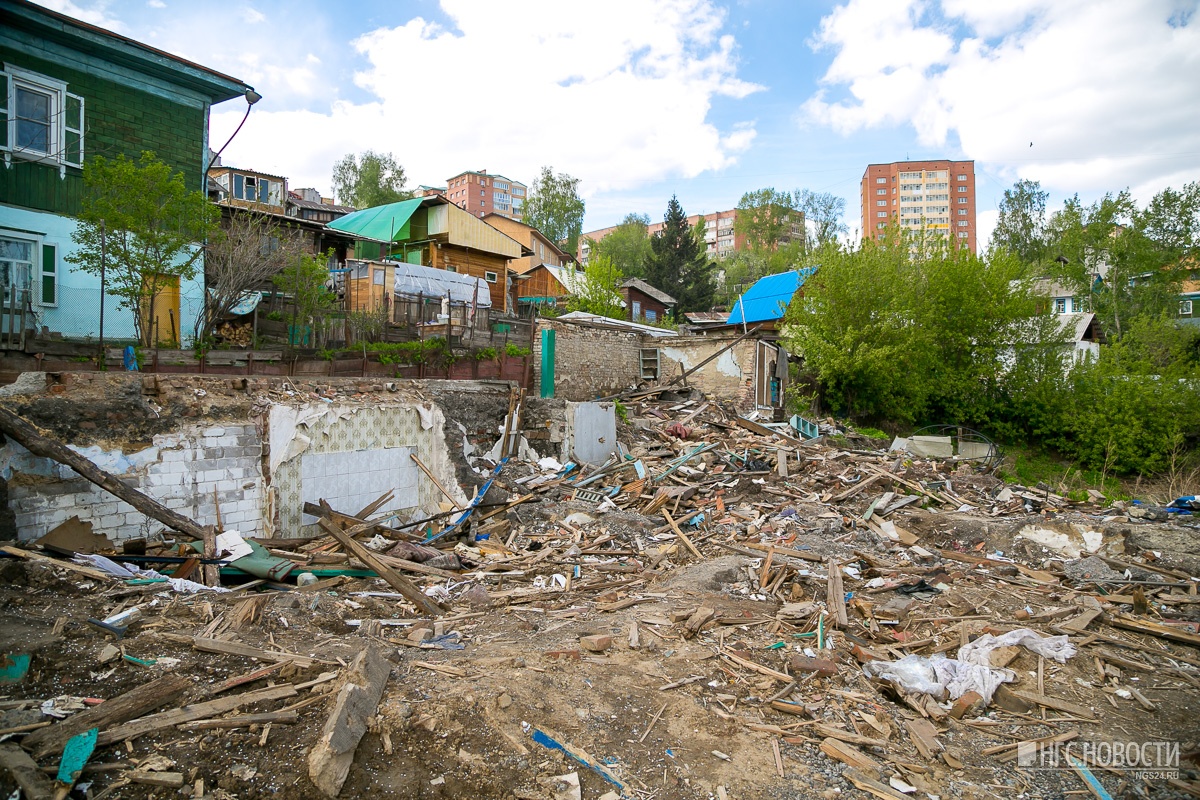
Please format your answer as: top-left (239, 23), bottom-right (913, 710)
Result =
top-left (41, 0), bottom-right (1200, 247)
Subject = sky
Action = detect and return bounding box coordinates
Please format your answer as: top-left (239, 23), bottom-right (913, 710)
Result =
top-left (40, 0), bottom-right (1200, 250)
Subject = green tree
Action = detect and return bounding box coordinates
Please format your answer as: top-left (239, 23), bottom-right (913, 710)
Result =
top-left (272, 251), bottom-right (336, 349)
top-left (68, 151), bottom-right (217, 347)
top-left (524, 166), bottom-right (586, 256)
top-left (644, 195), bottom-right (715, 314)
top-left (734, 188), bottom-right (797, 252)
top-left (587, 213), bottom-right (651, 278)
top-left (1047, 190), bottom-right (1184, 340)
top-left (331, 151), bottom-right (411, 209)
top-left (991, 179), bottom-right (1049, 264)
top-left (564, 256), bottom-right (625, 318)
top-left (794, 189), bottom-right (847, 251)
top-left (782, 225), bottom-right (1059, 427)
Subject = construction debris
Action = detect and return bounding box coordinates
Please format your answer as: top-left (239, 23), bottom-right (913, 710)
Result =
top-left (0, 389), bottom-right (1197, 799)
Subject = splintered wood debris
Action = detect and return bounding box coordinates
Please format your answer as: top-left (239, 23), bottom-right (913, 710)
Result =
top-left (0, 394), bottom-right (1198, 799)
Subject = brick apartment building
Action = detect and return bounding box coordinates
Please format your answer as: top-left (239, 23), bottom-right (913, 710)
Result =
top-left (578, 207), bottom-right (803, 265)
top-left (437, 169), bottom-right (527, 221)
top-left (860, 160), bottom-right (976, 252)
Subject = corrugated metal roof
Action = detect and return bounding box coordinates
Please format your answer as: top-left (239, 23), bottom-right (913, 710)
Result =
top-left (726, 268), bottom-right (816, 324)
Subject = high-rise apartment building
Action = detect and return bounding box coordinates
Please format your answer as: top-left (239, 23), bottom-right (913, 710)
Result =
top-left (441, 169), bottom-right (526, 221)
top-left (860, 160), bottom-right (976, 252)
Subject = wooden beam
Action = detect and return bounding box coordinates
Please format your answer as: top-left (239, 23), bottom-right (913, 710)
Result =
top-left (317, 518), bottom-right (445, 617)
top-left (308, 645), bottom-right (390, 798)
top-left (0, 404), bottom-right (209, 540)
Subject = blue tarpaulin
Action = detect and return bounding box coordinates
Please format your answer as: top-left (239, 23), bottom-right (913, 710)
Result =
top-left (726, 267), bottom-right (817, 325)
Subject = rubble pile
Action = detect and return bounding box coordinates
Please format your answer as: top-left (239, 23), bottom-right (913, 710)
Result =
top-left (1, 392), bottom-right (1198, 799)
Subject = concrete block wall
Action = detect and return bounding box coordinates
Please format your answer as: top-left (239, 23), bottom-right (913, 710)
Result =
top-left (658, 335), bottom-right (757, 410)
top-left (532, 318), bottom-right (645, 401)
top-left (4, 423), bottom-right (263, 542)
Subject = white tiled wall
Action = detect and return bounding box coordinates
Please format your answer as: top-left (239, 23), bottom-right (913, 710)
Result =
top-left (300, 447), bottom-right (417, 522)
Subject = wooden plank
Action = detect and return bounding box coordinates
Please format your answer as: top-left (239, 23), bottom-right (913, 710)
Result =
top-left (1008, 690), bottom-right (1098, 721)
top-left (410, 454), bottom-right (466, 511)
top-left (827, 558), bottom-right (848, 629)
top-left (96, 684), bottom-right (297, 746)
top-left (842, 767), bottom-right (910, 800)
top-left (308, 645), bottom-right (390, 798)
top-left (812, 724), bottom-right (887, 748)
top-left (0, 546), bottom-right (114, 582)
top-left (317, 518), bottom-right (444, 617)
top-left (192, 637), bottom-right (333, 668)
top-left (1109, 614), bottom-right (1200, 648)
top-left (662, 509), bottom-right (702, 559)
top-left (178, 711), bottom-right (299, 730)
top-left (23, 674), bottom-right (191, 759)
top-left (0, 742), bottom-right (54, 799)
top-left (819, 737), bottom-right (882, 773)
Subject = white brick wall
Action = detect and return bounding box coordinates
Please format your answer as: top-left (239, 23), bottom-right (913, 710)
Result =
top-left (4, 423), bottom-right (266, 542)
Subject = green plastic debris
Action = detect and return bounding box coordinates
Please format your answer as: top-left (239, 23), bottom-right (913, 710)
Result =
top-left (0, 653), bottom-right (31, 683)
top-left (57, 727), bottom-right (98, 784)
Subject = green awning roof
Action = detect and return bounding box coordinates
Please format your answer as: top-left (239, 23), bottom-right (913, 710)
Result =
top-left (326, 199), bottom-right (424, 242)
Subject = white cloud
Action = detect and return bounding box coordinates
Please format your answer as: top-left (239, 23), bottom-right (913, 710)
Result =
top-left (34, 0), bottom-right (125, 30)
top-left (802, 0), bottom-right (1200, 200)
top-left (146, 0), bottom-right (165, 8)
top-left (212, 0), bottom-right (762, 198)
top-left (240, 6), bottom-right (265, 24)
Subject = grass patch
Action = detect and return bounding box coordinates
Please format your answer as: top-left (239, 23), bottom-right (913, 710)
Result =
top-left (999, 445), bottom-right (1131, 503)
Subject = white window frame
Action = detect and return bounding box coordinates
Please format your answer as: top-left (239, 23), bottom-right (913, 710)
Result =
top-left (3, 64), bottom-right (84, 171)
top-left (1182, 299), bottom-right (1194, 316)
top-left (0, 230), bottom-right (50, 306)
top-left (484, 270), bottom-right (498, 283)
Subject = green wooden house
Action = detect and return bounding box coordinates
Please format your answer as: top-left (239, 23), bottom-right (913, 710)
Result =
top-left (0, 0), bottom-right (253, 347)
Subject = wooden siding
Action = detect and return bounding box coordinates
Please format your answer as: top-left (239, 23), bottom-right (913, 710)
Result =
top-left (442, 205), bottom-right (523, 258)
top-left (0, 44), bottom-right (208, 214)
top-left (432, 245), bottom-right (509, 312)
top-left (516, 265), bottom-right (569, 300)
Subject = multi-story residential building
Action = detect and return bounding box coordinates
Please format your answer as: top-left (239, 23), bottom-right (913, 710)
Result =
top-left (0, 0), bottom-right (251, 347)
top-left (578, 207), bottom-right (803, 265)
top-left (443, 169), bottom-right (526, 221)
top-left (860, 160), bottom-right (976, 252)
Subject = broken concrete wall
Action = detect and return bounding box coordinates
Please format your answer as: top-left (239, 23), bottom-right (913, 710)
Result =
top-left (268, 402), bottom-right (463, 536)
top-left (657, 335), bottom-right (757, 409)
top-left (0, 373), bottom-right (510, 542)
top-left (532, 318), bottom-right (643, 400)
top-left (3, 423), bottom-right (263, 542)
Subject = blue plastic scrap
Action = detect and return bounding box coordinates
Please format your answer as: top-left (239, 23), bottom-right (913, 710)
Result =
top-left (530, 728), bottom-right (625, 792)
top-left (426, 459), bottom-right (507, 544)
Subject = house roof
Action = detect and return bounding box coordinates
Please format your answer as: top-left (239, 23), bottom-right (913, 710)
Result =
top-left (726, 268), bottom-right (816, 325)
top-left (619, 278), bottom-right (676, 306)
top-left (556, 312), bottom-right (678, 338)
top-left (1057, 312), bottom-right (1096, 342)
top-left (3, 0), bottom-right (251, 104)
top-left (326, 198), bottom-right (424, 242)
top-left (287, 193), bottom-right (355, 215)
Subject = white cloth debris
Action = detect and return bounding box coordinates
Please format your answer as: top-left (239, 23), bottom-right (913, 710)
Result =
top-left (864, 629), bottom-right (1076, 703)
top-left (957, 627), bottom-right (1076, 666)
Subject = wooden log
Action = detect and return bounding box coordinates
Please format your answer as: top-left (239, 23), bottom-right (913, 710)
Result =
top-left (317, 518), bottom-right (444, 617)
top-left (0, 404), bottom-right (209, 540)
top-left (23, 674), bottom-right (191, 759)
top-left (308, 645), bottom-right (390, 798)
top-left (129, 771), bottom-right (185, 788)
top-left (0, 742), bottom-right (54, 799)
top-left (178, 711), bottom-right (299, 730)
top-left (96, 684), bottom-right (297, 746)
top-left (827, 558), bottom-right (848, 629)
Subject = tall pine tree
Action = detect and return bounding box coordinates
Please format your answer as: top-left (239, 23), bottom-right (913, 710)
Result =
top-left (644, 195), bottom-right (715, 314)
